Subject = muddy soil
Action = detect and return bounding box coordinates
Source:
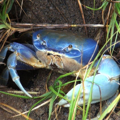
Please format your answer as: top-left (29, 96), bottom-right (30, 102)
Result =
top-left (0, 0), bottom-right (120, 120)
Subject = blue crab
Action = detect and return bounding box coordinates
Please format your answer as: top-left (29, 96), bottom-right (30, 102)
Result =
top-left (0, 30), bottom-right (99, 97)
top-left (58, 55), bottom-right (120, 119)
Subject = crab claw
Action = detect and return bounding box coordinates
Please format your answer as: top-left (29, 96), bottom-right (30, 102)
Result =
top-left (57, 55), bottom-right (120, 116)
top-left (0, 67), bottom-right (32, 97)
top-left (0, 42), bottom-right (48, 97)
top-left (58, 74), bottom-right (119, 106)
top-left (13, 75), bottom-right (32, 98)
top-left (0, 47), bottom-right (32, 97)
top-left (7, 52), bottom-right (32, 97)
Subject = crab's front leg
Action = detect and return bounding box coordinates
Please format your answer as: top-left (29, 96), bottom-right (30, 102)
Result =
top-left (7, 51), bottom-right (33, 97)
top-left (0, 42), bottom-right (46, 97)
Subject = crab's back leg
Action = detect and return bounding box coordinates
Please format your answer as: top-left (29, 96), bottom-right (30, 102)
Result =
top-left (0, 67), bottom-right (9, 85)
top-left (0, 45), bottom-right (14, 85)
top-left (0, 45), bottom-right (11, 61)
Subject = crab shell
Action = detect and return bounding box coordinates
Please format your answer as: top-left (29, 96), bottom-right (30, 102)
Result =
top-left (32, 30), bottom-right (99, 72)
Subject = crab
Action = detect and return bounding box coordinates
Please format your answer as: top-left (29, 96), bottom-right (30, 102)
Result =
top-left (58, 55), bottom-right (120, 119)
top-left (0, 30), bottom-right (99, 97)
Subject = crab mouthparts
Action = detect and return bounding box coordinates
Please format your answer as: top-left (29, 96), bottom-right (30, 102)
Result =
top-left (46, 50), bottom-right (64, 57)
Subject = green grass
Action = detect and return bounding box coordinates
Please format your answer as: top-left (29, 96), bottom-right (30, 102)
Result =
top-left (0, 0), bottom-right (14, 29)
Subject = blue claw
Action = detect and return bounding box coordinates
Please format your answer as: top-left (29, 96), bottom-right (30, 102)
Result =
top-left (7, 52), bottom-right (32, 97)
top-left (0, 42), bottom-right (46, 97)
top-left (13, 75), bottom-right (32, 98)
top-left (57, 55), bottom-right (120, 117)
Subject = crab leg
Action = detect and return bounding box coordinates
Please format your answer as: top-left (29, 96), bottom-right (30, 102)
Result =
top-left (0, 42), bottom-right (46, 97)
top-left (0, 45), bottom-right (14, 85)
top-left (0, 45), bottom-right (11, 61)
top-left (0, 51), bottom-right (32, 97)
top-left (0, 67), bottom-right (9, 85)
top-left (6, 52), bottom-right (32, 97)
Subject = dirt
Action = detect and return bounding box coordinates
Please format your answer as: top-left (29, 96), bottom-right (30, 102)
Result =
top-left (0, 0), bottom-right (120, 120)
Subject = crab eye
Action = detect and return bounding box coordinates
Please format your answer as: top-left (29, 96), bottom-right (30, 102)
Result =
top-left (63, 45), bottom-right (73, 52)
top-left (68, 45), bottom-right (72, 50)
top-left (37, 34), bottom-right (40, 39)
top-left (41, 40), bottom-right (47, 46)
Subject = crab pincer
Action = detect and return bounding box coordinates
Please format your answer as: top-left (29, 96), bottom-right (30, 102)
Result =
top-left (57, 55), bottom-right (120, 119)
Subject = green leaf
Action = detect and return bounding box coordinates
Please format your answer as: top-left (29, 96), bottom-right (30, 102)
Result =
top-left (115, 2), bottom-right (120, 15)
top-left (85, 0), bottom-right (108, 11)
top-left (49, 86), bottom-right (69, 102)
top-left (99, 94), bottom-right (120, 120)
top-left (0, 91), bottom-right (31, 99)
top-left (6, 0), bottom-right (14, 13)
top-left (48, 95), bottom-right (56, 120)
top-left (0, 24), bottom-right (7, 29)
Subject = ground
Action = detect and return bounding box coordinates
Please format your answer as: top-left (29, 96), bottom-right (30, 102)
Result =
top-left (0, 0), bottom-right (120, 120)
